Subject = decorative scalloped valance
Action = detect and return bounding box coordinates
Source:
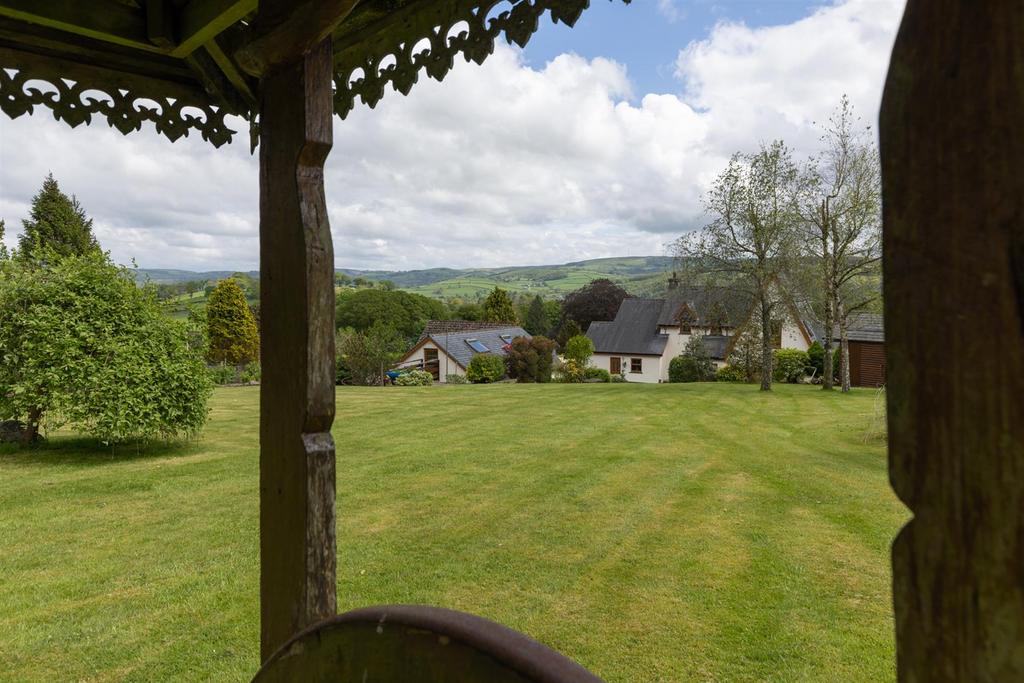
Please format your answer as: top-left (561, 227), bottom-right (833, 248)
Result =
top-left (0, 0), bottom-right (626, 147)
top-left (0, 53), bottom-right (237, 147)
top-left (332, 0), bottom-right (606, 119)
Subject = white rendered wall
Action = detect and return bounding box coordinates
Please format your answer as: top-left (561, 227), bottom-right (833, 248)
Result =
top-left (591, 353), bottom-right (661, 383)
top-left (401, 341), bottom-right (465, 383)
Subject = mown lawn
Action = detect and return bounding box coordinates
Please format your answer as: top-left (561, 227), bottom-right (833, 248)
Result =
top-left (0, 383), bottom-right (903, 682)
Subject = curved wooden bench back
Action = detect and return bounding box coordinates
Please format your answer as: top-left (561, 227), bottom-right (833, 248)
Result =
top-left (253, 605), bottom-right (604, 682)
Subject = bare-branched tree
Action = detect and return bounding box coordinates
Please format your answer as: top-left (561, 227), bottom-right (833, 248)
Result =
top-left (797, 96), bottom-right (882, 392)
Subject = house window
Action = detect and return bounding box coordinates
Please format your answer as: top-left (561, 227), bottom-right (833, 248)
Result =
top-left (499, 333), bottom-right (513, 344)
top-left (630, 358), bottom-right (643, 374)
top-left (466, 338), bottom-right (489, 353)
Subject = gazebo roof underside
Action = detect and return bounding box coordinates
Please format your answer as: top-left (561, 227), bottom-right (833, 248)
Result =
top-left (0, 0), bottom-right (624, 147)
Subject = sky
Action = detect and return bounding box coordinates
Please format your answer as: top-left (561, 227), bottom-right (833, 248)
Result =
top-left (0, 0), bottom-right (906, 272)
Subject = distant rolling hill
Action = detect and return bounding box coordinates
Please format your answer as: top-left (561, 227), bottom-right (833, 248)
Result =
top-left (135, 256), bottom-right (674, 300)
top-left (133, 269), bottom-right (260, 284)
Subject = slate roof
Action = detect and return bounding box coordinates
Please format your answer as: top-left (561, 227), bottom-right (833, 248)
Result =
top-left (586, 299), bottom-right (669, 356)
top-left (657, 286), bottom-right (752, 328)
top-left (422, 325), bottom-right (530, 369)
top-left (808, 313), bottom-right (885, 344)
top-left (417, 320), bottom-right (515, 343)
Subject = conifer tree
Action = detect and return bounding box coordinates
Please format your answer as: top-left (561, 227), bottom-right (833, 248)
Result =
top-left (206, 278), bottom-right (260, 365)
top-left (482, 287), bottom-right (518, 324)
top-left (524, 295), bottom-right (549, 335)
top-left (18, 174), bottom-right (97, 258)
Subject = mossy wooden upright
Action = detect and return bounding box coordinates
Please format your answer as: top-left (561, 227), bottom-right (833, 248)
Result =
top-left (256, 35), bottom-right (338, 661)
top-left (880, 1), bottom-right (1024, 679)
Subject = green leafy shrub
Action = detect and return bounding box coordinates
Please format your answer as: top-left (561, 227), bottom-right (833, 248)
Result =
top-left (533, 337), bottom-right (556, 383)
top-left (806, 341), bottom-right (824, 377)
top-left (445, 374), bottom-right (468, 384)
top-left (669, 355), bottom-right (700, 383)
top-left (583, 367), bottom-right (611, 382)
top-left (240, 362), bottom-right (261, 383)
top-left (337, 323), bottom-right (405, 386)
top-left (715, 365), bottom-right (747, 382)
top-left (335, 352), bottom-right (353, 385)
top-left (563, 335), bottom-right (594, 366)
top-left (555, 359), bottom-right (586, 383)
top-left (505, 335), bottom-right (556, 383)
top-left (504, 337), bottom-right (538, 382)
top-left (395, 369), bottom-right (432, 386)
top-left (685, 335), bottom-right (717, 380)
top-left (610, 374), bottom-right (627, 383)
top-left (773, 348), bottom-right (810, 383)
top-left (466, 354), bottom-right (505, 383)
top-left (208, 363), bottom-right (238, 385)
top-left (0, 250), bottom-right (211, 443)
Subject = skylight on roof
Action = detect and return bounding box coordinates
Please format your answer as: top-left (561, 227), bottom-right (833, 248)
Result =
top-left (499, 334), bottom-right (513, 344)
top-left (466, 338), bottom-right (489, 353)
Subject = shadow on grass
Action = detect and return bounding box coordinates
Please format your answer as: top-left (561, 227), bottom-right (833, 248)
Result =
top-left (0, 434), bottom-right (204, 467)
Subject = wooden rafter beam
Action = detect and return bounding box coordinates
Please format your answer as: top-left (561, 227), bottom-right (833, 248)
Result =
top-left (0, 0), bottom-right (162, 53)
top-left (205, 37), bottom-right (257, 109)
top-left (235, 0), bottom-right (360, 76)
top-left (173, 0), bottom-right (256, 58)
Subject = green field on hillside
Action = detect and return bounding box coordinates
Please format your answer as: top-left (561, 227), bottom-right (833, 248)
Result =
top-left (0, 384), bottom-right (902, 682)
top-left (137, 256), bottom-right (675, 302)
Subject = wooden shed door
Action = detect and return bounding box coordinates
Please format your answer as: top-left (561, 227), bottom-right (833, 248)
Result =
top-left (424, 348), bottom-right (439, 380)
top-left (610, 357), bottom-right (621, 375)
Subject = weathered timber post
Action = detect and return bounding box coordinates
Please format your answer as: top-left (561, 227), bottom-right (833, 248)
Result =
top-left (258, 37), bottom-right (337, 661)
top-left (881, 2), bottom-right (1024, 680)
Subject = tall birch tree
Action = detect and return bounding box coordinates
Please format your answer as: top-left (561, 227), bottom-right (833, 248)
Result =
top-left (673, 141), bottom-right (800, 391)
top-left (798, 97), bottom-right (882, 392)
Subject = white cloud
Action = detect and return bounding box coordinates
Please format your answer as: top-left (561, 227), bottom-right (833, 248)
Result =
top-left (656, 0), bottom-right (685, 23)
top-left (676, 0), bottom-right (904, 154)
top-left (0, 0), bottom-right (905, 272)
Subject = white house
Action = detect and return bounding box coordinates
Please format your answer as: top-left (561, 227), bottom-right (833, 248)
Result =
top-left (586, 284), bottom-right (812, 383)
top-left (397, 321), bottom-right (530, 383)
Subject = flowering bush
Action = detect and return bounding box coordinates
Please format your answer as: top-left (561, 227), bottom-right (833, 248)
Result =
top-left (395, 369), bottom-right (433, 386)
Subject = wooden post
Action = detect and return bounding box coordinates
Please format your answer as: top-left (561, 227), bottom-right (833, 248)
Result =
top-left (258, 37), bottom-right (337, 662)
top-left (880, 2), bottom-right (1024, 680)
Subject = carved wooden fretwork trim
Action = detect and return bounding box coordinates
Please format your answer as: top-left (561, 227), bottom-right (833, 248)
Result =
top-left (0, 55), bottom-right (238, 147)
top-left (331, 0), bottom-right (625, 119)
top-left (0, 1), bottom-right (626, 146)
